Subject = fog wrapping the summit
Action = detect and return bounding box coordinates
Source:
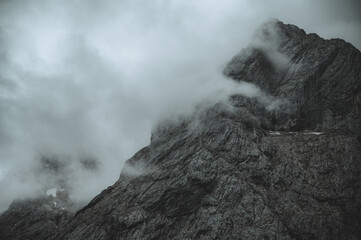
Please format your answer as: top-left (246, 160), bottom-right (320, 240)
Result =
top-left (0, 0), bottom-right (360, 211)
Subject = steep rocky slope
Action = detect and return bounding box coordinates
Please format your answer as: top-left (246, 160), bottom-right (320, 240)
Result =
top-left (224, 20), bottom-right (361, 133)
top-left (0, 190), bottom-right (75, 240)
top-left (1, 20), bottom-right (360, 240)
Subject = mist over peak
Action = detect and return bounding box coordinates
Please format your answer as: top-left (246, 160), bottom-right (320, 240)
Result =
top-left (0, 0), bottom-right (361, 212)
top-left (0, 1), bottom-right (360, 238)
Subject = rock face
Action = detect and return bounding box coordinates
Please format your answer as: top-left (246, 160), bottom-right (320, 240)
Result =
top-left (224, 20), bottom-right (361, 133)
top-left (1, 20), bottom-right (361, 240)
top-left (0, 191), bottom-right (75, 240)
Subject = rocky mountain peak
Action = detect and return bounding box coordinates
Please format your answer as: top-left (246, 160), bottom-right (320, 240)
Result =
top-left (225, 20), bottom-right (361, 133)
top-left (1, 20), bottom-right (361, 240)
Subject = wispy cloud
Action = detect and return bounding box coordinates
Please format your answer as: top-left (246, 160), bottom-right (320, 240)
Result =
top-left (0, 0), bottom-right (360, 211)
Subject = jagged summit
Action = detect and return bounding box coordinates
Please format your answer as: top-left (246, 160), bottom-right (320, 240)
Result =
top-left (1, 21), bottom-right (361, 240)
top-left (225, 20), bottom-right (361, 133)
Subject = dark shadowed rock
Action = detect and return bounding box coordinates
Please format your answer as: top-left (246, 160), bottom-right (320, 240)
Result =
top-left (224, 20), bottom-right (361, 134)
top-left (0, 190), bottom-right (75, 240)
top-left (1, 20), bottom-right (361, 240)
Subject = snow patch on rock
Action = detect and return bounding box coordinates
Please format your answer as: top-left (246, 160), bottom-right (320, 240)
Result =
top-left (46, 188), bottom-right (57, 198)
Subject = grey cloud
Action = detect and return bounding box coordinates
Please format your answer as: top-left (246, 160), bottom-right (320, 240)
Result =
top-left (0, 0), bottom-right (360, 211)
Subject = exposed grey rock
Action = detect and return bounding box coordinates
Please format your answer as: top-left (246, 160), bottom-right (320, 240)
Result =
top-left (56, 105), bottom-right (361, 240)
top-left (1, 20), bottom-right (360, 240)
top-left (0, 190), bottom-right (75, 240)
top-left (224, 20), bottom-right (361, 134)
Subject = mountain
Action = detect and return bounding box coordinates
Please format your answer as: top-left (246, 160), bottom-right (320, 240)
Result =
top-left (224, 20), bottom-right (361, 134)
top-left (0, 191), bottom-right (74, 240)
top-left (1, 20), bottom-right (361, 240)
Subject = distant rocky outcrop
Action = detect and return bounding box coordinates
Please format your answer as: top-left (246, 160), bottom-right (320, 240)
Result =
top-left (1, 20), bottom-right (360, 240)
top-left (0, 190), bottom-right (75, 240)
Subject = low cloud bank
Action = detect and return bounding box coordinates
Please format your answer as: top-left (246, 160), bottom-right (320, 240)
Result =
top-left (0, 0), bottom-right (360, 211)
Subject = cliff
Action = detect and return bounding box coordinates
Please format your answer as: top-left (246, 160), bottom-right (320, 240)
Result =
top-left (1, 20), bottom-right (360, 240)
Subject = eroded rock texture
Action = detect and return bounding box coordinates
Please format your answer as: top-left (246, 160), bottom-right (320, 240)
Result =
top-left (224, 20), bottom-right (361, 133)
top-left (1, 20), bottom-right (360, 240)
top-left (0, 191), bottom-right (75, 240)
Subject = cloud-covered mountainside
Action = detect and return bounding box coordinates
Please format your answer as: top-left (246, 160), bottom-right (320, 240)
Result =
top-left (1, 19), bottom-right (361, 240)
top-left (1, 0), bottom-right (361, 213)
top-left (0, 0), bottom-right (269, 210)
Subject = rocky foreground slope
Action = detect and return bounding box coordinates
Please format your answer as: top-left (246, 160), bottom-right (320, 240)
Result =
top-left (1, 20), bottom-right (360, 240)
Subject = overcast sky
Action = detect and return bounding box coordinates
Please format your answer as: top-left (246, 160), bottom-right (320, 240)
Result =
top-left (0, 0), bottom-right (360, 211)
